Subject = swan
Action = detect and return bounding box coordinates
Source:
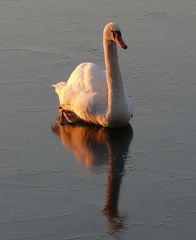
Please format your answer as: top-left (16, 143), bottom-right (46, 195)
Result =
top-left (53, 22), bottom-right (133, 128)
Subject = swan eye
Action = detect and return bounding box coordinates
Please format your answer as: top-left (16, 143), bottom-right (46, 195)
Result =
top-left (111, 30), bottom-right (121, 40)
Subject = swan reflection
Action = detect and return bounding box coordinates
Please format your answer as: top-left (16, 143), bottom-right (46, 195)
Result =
top-left (52, 123), bottom-right (133, 234)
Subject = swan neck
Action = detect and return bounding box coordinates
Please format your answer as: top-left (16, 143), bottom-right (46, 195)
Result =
top-left (103, 38), bottom-right (127, 126)
top-left (104, 39), bottom-right (121, 83)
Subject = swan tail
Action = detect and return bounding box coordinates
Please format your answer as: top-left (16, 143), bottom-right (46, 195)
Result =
top-left (52, 82), bottom-right (66, 95)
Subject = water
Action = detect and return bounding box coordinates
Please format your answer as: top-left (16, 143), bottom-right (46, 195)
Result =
top-left (0, 0), bottom-right (196, 239)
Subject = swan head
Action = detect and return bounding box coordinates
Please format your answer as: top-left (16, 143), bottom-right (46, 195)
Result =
top-left (103, 22), bottom-right (128, 49)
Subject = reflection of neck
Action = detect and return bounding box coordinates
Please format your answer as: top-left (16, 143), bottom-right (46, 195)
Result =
top-left (103, 142), bottom-right (125, 217)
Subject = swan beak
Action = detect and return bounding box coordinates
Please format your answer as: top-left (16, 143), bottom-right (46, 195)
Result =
top-left (116, 36), bottom-right (128, 49)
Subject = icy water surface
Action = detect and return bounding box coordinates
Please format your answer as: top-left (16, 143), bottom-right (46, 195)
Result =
top-left (0, 0), bottom-right (196, 239)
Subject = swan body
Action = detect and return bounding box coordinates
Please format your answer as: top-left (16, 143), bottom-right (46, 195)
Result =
top-left (53, 22), bottom-right (133, 128)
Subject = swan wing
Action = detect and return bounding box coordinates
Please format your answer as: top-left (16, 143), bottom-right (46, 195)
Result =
top-left (54, 63), bottom-right (108, 117)
top-left (67, 62), bottom-right (106, 92)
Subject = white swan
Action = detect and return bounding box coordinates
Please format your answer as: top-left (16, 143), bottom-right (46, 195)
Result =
top-left (53, 22), bottom-right (133, 128)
